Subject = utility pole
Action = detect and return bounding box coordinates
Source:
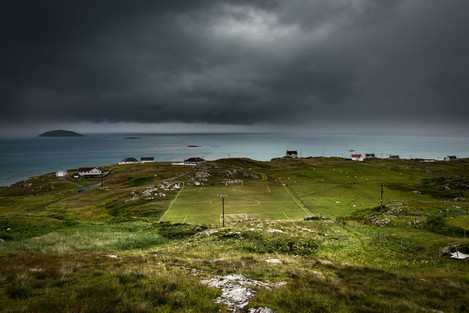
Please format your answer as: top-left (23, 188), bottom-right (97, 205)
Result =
top-left (464, 207), bottom-right (469, 238)
top-left (380, 183), bottom-right (383, 210)
top-left (218, 194), bottom-right (228, 227)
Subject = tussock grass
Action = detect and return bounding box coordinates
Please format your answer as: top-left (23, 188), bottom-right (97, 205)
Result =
top-left (6, 272), bottom-right (33, 299)
top-left (0, 252), bottom-right (225, 313)
top-left (0, 222), bottom-right (167, 253)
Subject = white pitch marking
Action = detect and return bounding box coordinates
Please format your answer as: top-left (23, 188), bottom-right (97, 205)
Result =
top-left (267, 186), bottom-right (271, 193)
top-left (283, 212), bottom-right (291, 220)
top-left (283, 185), bottom-right (311, 215)
top-left (183, 215), bottom-right (188, 223)
top-left (158, 185), bottom-right (185, 222)
top-left (209, 199), bottom-right (260, 206)
top-left (199, 187), bottom-right (202, 192)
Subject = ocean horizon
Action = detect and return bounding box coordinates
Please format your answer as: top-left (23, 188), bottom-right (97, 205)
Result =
top-left (1, 132), bottom-right (468, 186)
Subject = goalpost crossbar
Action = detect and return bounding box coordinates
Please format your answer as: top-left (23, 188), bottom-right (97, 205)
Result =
top-left (220, 213), bottom-right (248, 225)
top-left (225, 180), bottom-right (244, 187)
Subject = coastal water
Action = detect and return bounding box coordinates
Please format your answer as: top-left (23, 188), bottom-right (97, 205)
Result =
top-left (1, 132), bottom-right (468, 186)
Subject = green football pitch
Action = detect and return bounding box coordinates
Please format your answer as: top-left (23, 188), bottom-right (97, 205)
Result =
top-left (158, 185), bottom-right (312, 225)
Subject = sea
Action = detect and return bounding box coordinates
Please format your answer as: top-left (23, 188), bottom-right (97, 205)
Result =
top-left (1, 132), bottom-right (468, 186)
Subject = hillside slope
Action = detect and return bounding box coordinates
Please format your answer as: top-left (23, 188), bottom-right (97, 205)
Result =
top-left (0, 158), bottom-right (468, 312)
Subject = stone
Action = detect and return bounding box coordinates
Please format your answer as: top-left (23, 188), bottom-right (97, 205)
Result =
top-left (296, 226), bottom-right (314, 232)
top-left (311, 270), bottom-right (326, 279)
top-left (247, 307), bottom-right (275, 313)
top-left (198, 229), bottom-right (219, 236)
top-left (201, 274), bottom-right (286, 312)
top-left (265, 259), bottom-right (283, 264)
top-left (266, 228), bottom-right (283, 233)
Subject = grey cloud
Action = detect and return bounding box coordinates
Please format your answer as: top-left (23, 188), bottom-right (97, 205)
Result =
top-left (1, 0), bottom-right (468, 129)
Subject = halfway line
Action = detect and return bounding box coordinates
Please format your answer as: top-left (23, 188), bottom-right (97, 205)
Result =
top-left (283, 185), bottom-right (312, 216)
top-left (158, 185), bottom-right (185, 223)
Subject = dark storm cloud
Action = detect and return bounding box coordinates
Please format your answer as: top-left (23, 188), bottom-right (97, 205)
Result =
top-left (1, 0), bottom-right (469, 128)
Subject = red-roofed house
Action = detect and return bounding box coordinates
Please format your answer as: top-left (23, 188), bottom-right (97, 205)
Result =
top-left (351, 154), bottom-right (363, 161)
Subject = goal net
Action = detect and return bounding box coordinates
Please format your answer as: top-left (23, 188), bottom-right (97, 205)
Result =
top-left (220, 213), bottom-right (248, 225)
top-left (225, 179), bottom-right (244, 187)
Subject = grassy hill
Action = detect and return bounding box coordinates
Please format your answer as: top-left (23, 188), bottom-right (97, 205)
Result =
top-left (0, 158), bottom-right (468, 312)
top-left (38, 129), bottom-right (84, 137)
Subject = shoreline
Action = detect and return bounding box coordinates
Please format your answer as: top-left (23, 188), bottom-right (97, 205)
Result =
top-left (2, 156), bottom-right (466, 188)
top-left (1, 133), bottom-right (467, 187)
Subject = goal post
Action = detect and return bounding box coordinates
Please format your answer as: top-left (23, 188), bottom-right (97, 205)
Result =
top-left (225, 179), bottom-right (244, 187)
top-left (220, 213), bottom-right (248, 225)
top-left (174, 181), bottom-right (185, 187)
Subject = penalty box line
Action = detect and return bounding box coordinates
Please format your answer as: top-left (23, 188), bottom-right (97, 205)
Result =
top-left (177, 210), bottom-right (305, 223)
top-left (158, 185), bottom-right (185, 223)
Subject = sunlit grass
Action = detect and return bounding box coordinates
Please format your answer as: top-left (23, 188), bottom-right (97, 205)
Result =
top-left (0, 222), bottom-right (166, 253)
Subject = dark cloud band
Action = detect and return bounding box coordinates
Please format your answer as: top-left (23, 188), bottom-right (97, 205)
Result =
top-left (1, 0), bottom-right (468, 128)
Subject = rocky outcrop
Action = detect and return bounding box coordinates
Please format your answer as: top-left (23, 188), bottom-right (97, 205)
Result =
top-left (201, 274), bottom-right (286, 312)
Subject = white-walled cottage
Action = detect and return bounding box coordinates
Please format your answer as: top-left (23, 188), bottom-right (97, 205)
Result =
top-left (78, 167), bottom-right (102, 177)
top-left (56, 170), bottom-right (68, 177)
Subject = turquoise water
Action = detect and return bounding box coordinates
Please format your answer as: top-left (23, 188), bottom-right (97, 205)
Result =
top-left (1, 132), bottom-right (468, 186)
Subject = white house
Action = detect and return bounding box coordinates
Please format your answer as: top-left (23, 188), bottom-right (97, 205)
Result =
top-left (286, 150), bottom-right (298, 158)
top-left (364, 153), bottom-right (375, 159)
top-left (56, 170), bottom-right (68, 177)
top-left (140, 157), bottom-right (154, 163)
top-left (444, 155), bottom-right (457, 161)
top-left (78, 167), bottom-right (102, 177)
top-left (351, 154), bottom-right (363, 161)
top-left (119, 157), bottom-right (139, 164)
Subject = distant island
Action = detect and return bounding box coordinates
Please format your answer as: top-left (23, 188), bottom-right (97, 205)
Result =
top-left (124, 136), bottom-right (141, 140)
top-left (38, 130), bottom-right (84, 137)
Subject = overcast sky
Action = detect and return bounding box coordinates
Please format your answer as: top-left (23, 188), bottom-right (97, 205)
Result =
top-left (1, 0), bottom-right (469, 135)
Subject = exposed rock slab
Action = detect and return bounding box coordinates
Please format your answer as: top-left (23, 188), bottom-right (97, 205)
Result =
top-left (201, 274), bottom-right (286, 312)
top-left (247, 307), bottom-right (275, 313)
top-left (265, 259), bottom-right (283, 264)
